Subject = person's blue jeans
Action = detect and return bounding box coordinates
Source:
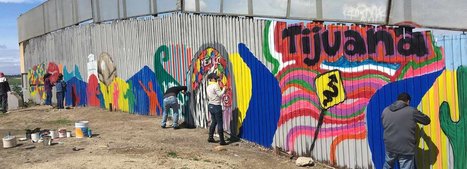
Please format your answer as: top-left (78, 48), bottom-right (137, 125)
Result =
top-left (45, 91), bottom-right (52, 105)
top-left (208, 104), bottom-right (224, 141)
top-left (383, 151), bottom-right (415, 169)
top-left (56, 92), bottom-right (64, 109)
top-left (161, 96), bottom-right (179, 127)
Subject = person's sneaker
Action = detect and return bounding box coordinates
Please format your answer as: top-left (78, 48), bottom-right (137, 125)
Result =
top-left (219, 141), bottom-right (228, 146)
top-left (173, 126), bottom-right (180, 130)
top-left (161, 125), bottom-right (166, 129)
top-left (208, 138), bottom-right (215, 143)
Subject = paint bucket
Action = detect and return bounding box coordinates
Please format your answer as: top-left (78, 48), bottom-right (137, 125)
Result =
top-left (58, 128), bottom-right (67, 138)
top-left (2, 136), bottom-right (16, 148)
top-left (42, 135), bottom-right (52, 146)
top-left (49, 130), bottom-right (57, 139)
top-left (75, 121), bottom-right (89, 138)
top-left (66, 131), bottom-right (71, 138)
top-left (31, 133), bottom-right (40, 142)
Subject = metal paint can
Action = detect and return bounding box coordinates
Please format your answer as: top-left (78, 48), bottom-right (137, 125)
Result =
top-left (66, 131), bottom-right (71, 138)
top-left (42, 135), bottom-right (52, 146)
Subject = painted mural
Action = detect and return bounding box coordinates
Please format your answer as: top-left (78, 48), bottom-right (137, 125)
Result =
top-left (189, 44), bottom-right (235, 132)
top-left (265, 21), bottom-right (447, 168)
top-left (154, 44), bottom-right (193, 125)
top-left (27, 63), bottom-right (47, 100)
top-left (25, 17), bottom-right (466, 169)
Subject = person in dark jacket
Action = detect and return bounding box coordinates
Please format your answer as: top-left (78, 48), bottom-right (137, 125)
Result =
top-left (381, 93), bottom-right (431, 169)
top-left (0, 72), bottom-right (11, 113)
top-left (44, 73), bottom-right (53, 106)
top-left (55, 74), bottom-right (66, 109)
top-left (161, 85), bottom-right (187, 129)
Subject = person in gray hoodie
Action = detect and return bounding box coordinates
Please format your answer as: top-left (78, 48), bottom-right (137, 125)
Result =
top-left (0, 72), bottom-right (11, 113)
top-left (381, 92), bottom-right (431, 169)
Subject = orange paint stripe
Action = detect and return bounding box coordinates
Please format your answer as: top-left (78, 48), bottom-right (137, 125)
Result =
top-left (330, 131), bottom-right (367, 165)
top-left (432, 82), bottom-right (443, 169)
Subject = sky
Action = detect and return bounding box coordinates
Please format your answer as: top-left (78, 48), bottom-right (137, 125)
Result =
top-left (0, 0), bottom-right (45, 75)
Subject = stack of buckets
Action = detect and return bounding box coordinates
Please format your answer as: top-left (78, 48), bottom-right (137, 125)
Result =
top-left (75, 121), bottom-right (90, 138)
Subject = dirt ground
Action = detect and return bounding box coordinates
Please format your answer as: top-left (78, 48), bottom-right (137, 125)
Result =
top-left (0, 106), bottom-right (330, 169)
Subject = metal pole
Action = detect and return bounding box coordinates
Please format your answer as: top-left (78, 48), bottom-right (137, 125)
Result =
top-left (385, 0), bottom-right (392, 25)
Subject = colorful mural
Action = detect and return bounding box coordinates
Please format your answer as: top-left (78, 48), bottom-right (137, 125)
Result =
top-left (25, 16), bottom-right (466, 169)
top-left (154, 45), bottom-right (190, 125)
top-left (266, 21), bottom-right (445, 168)
top-left (27, 63), bottom-right (47, 100)
top-left (189, 44), bottom-right (234, 132)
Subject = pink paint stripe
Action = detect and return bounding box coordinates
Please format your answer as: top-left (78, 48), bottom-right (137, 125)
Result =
top-left (282, 90), bottom-right (319, 104)
top-left (279, 70), bottom-right (318, 87)
top-left (343, 78), bottom-right (386, 88)
top-left (403, 60), bottom-right (445, 79)
top-left (280, 100), bottom-right (321, 117)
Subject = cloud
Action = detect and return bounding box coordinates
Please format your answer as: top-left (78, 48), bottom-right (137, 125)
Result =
top-left (0, 45), bottom-right (6, 49)
top-left (0, 49), bottom-right (20, 75)
top-left (0, 0), bottom-right (45, 3)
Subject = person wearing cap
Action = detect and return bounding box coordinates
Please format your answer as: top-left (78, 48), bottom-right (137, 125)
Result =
top-left (161, 85), bottom-right (187, 129)
top-left (381, 92), bottom-right (431, 169)
top-left (206, 73), bottom-right (227, 145)
top-left (0, 72), bottom-right (11, 113)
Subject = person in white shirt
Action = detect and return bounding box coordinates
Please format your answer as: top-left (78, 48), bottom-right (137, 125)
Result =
top-left (206, 73), bottom-right (227, 145)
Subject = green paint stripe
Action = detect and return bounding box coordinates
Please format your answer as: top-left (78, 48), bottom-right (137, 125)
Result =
top-left (342, 74), bottom-right (390, 82)
top-left (277, 67), bottom-right (320, 81)
top-left (281, 97), bottom-right (319, 109)
top-left (263, 20), bottom-right (280, 75)
top-left (397, 36), bottom-right (444, 80)
top-left (285, 79), bottom-right (316, 92)
top-left (324, 105), bottom-right (366, 119)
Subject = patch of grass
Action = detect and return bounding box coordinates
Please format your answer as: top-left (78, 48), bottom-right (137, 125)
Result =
top-left (167, 151), bottom-right (178, 158)
top-left (46, 118), bottom-right (73, 125)
top-left (203, 159), bottom-right (211, 163)
top-left (7, 77), bottom-right (21, 87)
top-left (192, 157), bottom-right (200, 161)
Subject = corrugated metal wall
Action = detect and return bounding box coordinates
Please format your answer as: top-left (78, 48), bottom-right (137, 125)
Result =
top-left (23, 14), bottom-right (466, 169)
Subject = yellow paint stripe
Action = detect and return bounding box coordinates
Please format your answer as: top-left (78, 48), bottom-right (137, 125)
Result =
top-left (229, 53), bottom-right (252, 131)
top-left (417, 70), bottom-right (461, 169)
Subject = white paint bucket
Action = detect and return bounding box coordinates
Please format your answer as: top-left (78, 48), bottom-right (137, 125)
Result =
top-left (49, 130), bottom-right (57, 139)
top-left (3, 136), bottom-right (16, 148)
top-left (31, 133), bottom-right (40, 142)
top-left (75, 121), bottom-right (89, 138)
top-left (58, 128), bottom-right (67, 138)
top-left (66, 131), bottom-right (72, 138)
